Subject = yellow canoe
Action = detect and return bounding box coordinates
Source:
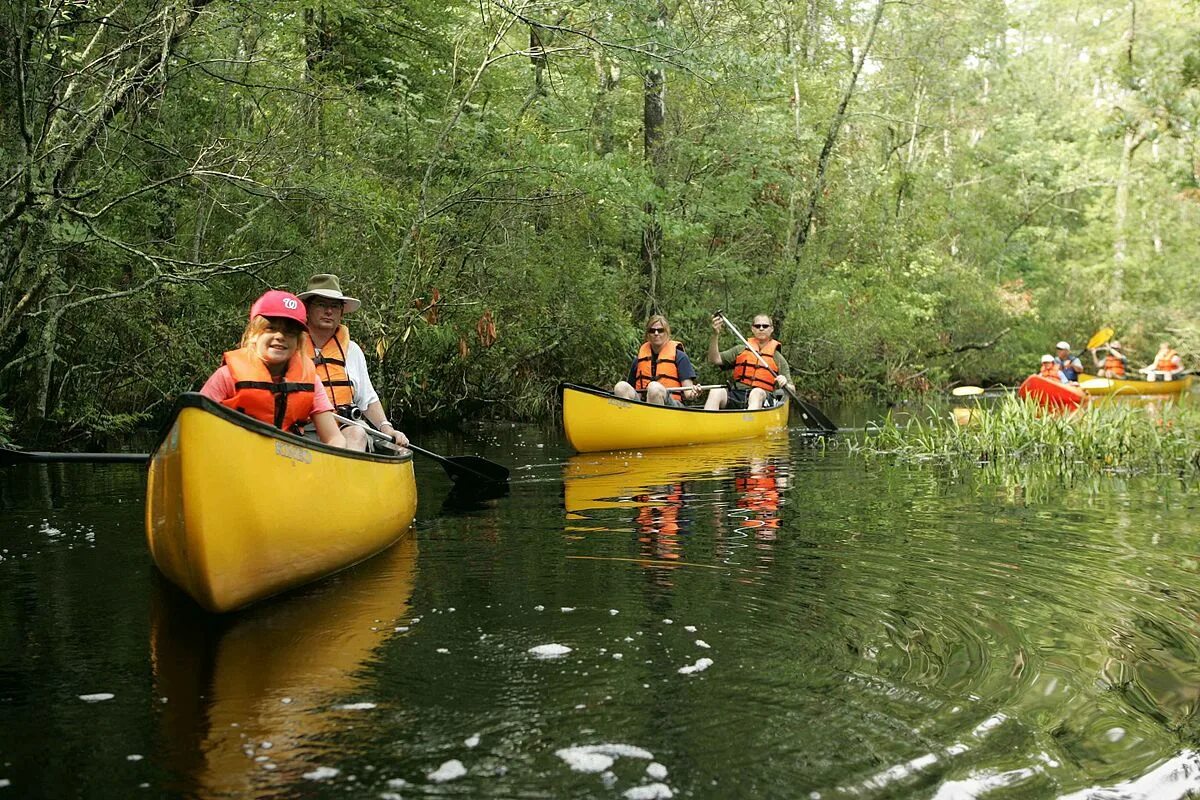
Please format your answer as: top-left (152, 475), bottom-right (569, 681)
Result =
top-left (561, 383), bottom-right (790, 453)
top-left (146, 394), bottom-right (417, 612)
top-left (1078, 373), bottom-right (1194, 396)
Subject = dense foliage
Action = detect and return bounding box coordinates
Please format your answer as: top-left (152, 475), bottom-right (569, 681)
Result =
top-left (2, 0), bottom-right (1199, 436)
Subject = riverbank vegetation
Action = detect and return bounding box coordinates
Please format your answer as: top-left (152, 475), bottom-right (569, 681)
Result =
top-left (4, 1), bottom-right (1200, 436)
top-left (857, 400), bottom-right (1200, 476)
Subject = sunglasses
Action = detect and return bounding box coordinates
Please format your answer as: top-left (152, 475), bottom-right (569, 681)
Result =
top-left (752, 323), bottom-right (772, 329)
top-left (647, 327), bottom-right (666, 334)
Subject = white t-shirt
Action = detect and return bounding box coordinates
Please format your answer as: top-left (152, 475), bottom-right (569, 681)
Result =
top-left (340, 338), bottom-right (380, 413)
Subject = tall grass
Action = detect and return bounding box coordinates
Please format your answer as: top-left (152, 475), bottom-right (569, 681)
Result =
top-left (854, 398), bottom-right (1200, 476)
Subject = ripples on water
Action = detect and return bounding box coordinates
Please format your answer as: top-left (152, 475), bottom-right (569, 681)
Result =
top-left (2, 425), bottom-right (1200, 799)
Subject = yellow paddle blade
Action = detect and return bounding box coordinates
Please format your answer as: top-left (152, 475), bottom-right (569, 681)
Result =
top-left (951, 386), bottom-right (985, 397)
top-left (1086, 327), bottom-right (1114, 350)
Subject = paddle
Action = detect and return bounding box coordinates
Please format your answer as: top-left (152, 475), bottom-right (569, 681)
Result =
top-left (1086, 327), bottom-right (1115, 351)
top-left (665, 384), bottom-right (723, 393)
top-left (0, 447), bottom-right (149, 465)
top-left (333, 414), bottom-right (509, 486)
top-left (950, 386), bottom-right (985, 397)
top-left (714, 311), bottom-right (838, 433)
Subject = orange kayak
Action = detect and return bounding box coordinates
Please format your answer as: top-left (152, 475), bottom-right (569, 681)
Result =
top-left (1017, 374), bottom-right (1087, 410)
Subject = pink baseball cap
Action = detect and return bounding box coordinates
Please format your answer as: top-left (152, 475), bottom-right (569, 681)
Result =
top-left (249, 290), bottom-right (309, 330)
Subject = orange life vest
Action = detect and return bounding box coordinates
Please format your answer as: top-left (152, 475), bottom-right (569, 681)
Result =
top-left (633, 340), bottom-right (683, 391)
top-left (732, 339), bottom-right (782, 391)
top-left (1155, 349), bottom-right (1179, 371)
top-left (1039, 362), bottom-right (1060, 380)
top-left (1103, 354), bottom-right (1125, 378)
top-left (302, 325), bottom-right (355, 407)
top-left (221, 347), bottom-right (316, 432)
top-left (735, 469), bottom-right (780, 531)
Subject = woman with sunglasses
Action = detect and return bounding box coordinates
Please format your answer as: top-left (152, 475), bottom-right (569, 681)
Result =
top-left (705, 314), bottom-right (791, 410)
top-left (614, 315), bottom-right (702, 406)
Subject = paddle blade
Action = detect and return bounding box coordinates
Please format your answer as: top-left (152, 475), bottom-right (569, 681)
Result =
top-left (443, 455), bottom-right (510, 485)
top-left (951, 386), bottom-right (985, 397)
top-left (1079, 378), bottom-right (1112, 391)
top-left (1086, 327), bottom-right (1114, 350)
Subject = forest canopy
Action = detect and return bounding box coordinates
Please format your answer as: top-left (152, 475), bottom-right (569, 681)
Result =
top-left (2, 0), bottom-right (1199, 436)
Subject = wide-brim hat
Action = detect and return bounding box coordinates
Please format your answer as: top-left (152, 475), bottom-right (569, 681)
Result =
top-left (1041, 354), bottom-right (1055, 363)
top-left (297, 273), bottom-right (361, 314)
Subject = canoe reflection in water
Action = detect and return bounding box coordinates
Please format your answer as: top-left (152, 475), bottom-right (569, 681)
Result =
top-left (562, 437), bottom-right (791, 578)
top-left (150, 535), bottom-right (417, 798)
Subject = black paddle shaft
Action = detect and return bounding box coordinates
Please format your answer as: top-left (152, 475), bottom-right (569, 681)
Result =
top-left (715, 311), bottom-right (838, 433)
top-left (332, 414), bottom-right (510, 486)
top-left (0, 447), bottom-right (149, 465)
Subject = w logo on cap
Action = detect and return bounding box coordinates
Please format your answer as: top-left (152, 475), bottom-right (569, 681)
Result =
top-left (283, 297), bottom-right (298, 309)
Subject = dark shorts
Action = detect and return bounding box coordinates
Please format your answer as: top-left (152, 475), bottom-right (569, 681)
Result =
top-left (725, 386), bottom-right (783, 410)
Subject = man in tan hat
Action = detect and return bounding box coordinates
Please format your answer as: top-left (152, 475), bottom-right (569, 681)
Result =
top-left (298, 273), bottom-right (408, 451)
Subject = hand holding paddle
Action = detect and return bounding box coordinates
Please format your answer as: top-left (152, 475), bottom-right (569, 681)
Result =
top-left (714, 311), bottom-right (837, 432)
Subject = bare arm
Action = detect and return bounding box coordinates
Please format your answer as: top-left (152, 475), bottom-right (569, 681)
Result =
top-left (708, 316), bottom-right (725, 365)
top-left (312, 410), bottom-right (348, 448)
top-left (363, 400), bottom-right (409, 447)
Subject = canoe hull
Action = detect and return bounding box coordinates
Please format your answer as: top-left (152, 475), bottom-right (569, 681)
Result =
top-left (1017, 374), bottom-right (1087, 410)
top-left (145, 394), bottom-right (417, 613)
top-left (561, 383), bottom-right (789, 452)
top-left (1078, 373), bottom-right (1194, 396)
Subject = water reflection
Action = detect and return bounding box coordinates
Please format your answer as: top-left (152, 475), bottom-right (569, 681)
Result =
top-left (150, 535), bottom-right (418, 798)
top-left (563, 438), bottom-right (791, 573)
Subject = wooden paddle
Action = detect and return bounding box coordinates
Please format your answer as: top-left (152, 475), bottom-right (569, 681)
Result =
top-left (714, 311), bottom-right (838, 432)
top-left (0, 448), bottom-right (149, 465)
top-left (333, 414), bottom-right (509, 486)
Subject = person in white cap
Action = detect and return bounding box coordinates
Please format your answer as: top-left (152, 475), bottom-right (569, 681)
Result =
top-left (1089, 340), bottom-right (1127, 379)
top-left (298, 273), bottom-right (409, 451)
top-left (1039, 354), bottom-right (1065, 382)
top-left (1054, 341), bottom-right (1083, 382)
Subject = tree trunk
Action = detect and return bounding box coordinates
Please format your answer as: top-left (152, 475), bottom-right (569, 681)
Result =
top-left (641, 61), bottom-right (665, 320)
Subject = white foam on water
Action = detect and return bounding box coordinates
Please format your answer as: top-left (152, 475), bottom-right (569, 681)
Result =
top-left (79, 693), bottom-right (114, 702)
top-left (380, 793), bottom-right (403, 800)
top-left (126, 754), bottom-right (143, 761)
top-left (428, 759), bottom-right (466, 783)
top-left (302, 766), bottom-right (340, 780)
top-left (695, 640), bottom-right (710, 649)
top-left (623, 782), bottom-right (673, 799)
top-left (1059, 750), bottom-right (1200, 800)
top-left (528, 643), bottom-right (572, 658)
top-left (677, 658), bottom-right (713, 675)
top-left (394, 626), bottom-right (409, 632)
top-left (931, 766), bottom-right (1038, 799)
top-left (436, 648), bottom-right (450, 654)
top-left (336, 703), bottom-right (377, 710)
top-left (610, 609), bottom-right (620, 615)
top-left (385, 777), bottom-right (408, 789)
top-left (0, 779), bottom-right (9, 788)
top-left (613, 653), bottom-right (623, 660)
top-left (557, 749), bottom-right (613, 773)
top-left (561, 607), bottom-right (576, 613)
top-left (684, 625), bottom-right (696, 632)
top-left (662, 619), bottom-right (673, 624)
top-left (647, 762), bottom-right (668, 779)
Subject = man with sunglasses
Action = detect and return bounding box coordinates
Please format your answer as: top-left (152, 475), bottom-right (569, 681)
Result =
top-left (614, 314), bottom-right (702, 406)
top-left (704, 314), bottom-right (791, 410)
top-left (298, 273), bottom-right (409, 452)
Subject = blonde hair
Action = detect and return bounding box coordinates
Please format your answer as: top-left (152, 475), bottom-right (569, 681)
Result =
top-left (240, 315), bottom-right (305, 348)
top-left (645, 314), bottom-right (671, 337)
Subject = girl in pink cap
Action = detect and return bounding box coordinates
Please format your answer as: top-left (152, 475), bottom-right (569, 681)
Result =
top-left (200, 290), bottom-right (346, 447)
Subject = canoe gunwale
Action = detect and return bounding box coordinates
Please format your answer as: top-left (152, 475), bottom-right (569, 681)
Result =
top-left (153, 393), bottom-right (414, 464)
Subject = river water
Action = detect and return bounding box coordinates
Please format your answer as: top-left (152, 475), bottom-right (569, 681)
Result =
top-left (3, 410), bottom-right (1200, 799)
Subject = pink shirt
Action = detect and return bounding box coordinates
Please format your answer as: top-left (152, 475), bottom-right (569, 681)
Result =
top-left (200, 366), bottom-right (335, 415)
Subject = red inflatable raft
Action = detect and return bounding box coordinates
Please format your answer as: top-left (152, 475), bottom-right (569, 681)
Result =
top-left (1017, 374), bottom-right (1088, 410)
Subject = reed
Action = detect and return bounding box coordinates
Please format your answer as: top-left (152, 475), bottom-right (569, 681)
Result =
top-left (855, 398), bottom-right (1200, 475)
